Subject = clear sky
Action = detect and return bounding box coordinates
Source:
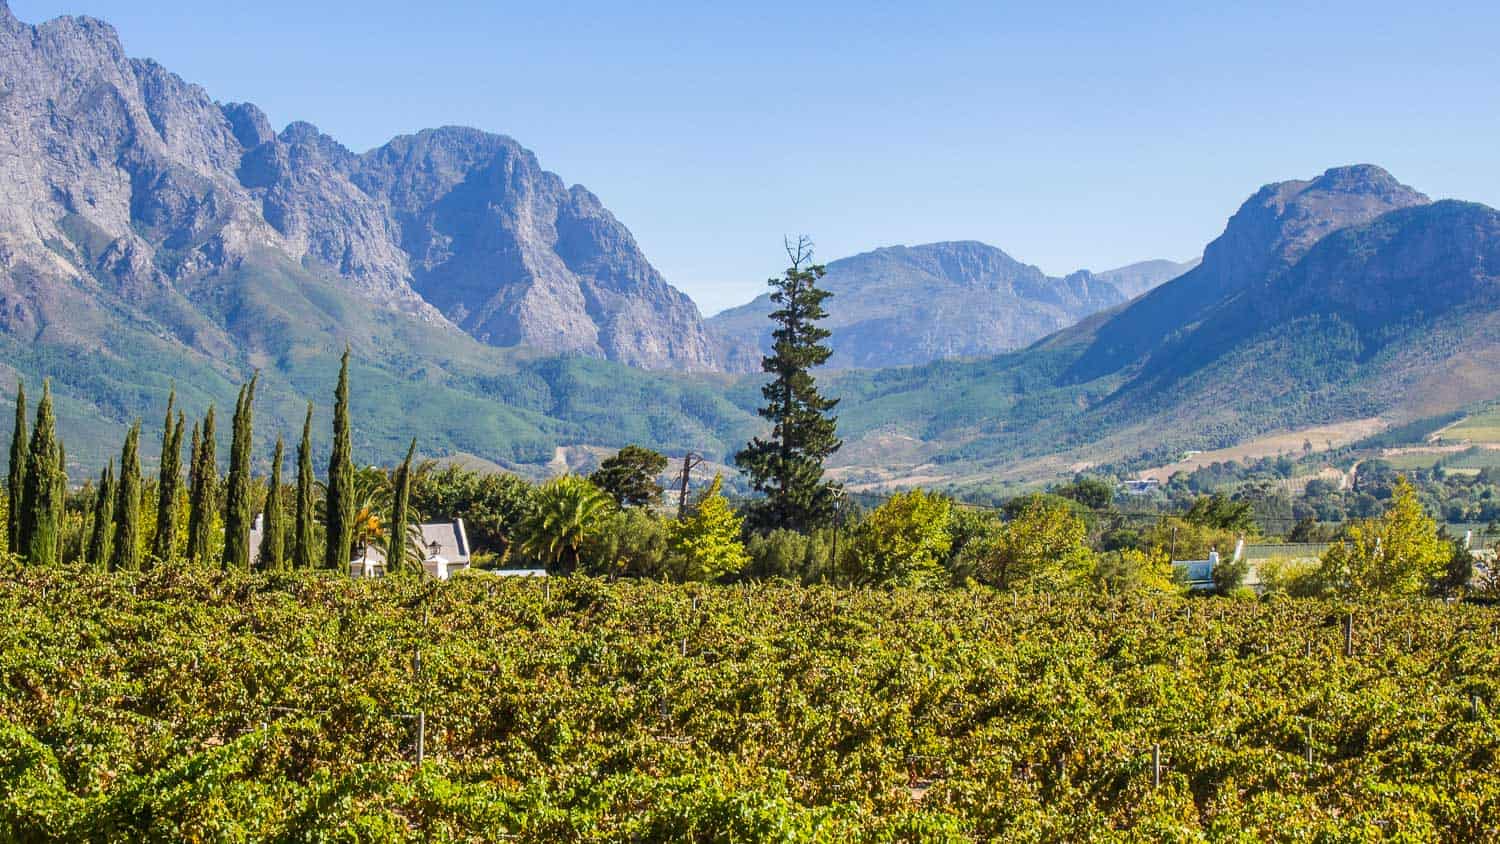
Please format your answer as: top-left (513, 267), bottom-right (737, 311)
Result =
top-left (11, 1), bottom-right (1500, 315)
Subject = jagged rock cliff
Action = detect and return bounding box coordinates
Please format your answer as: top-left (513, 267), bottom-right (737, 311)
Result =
top-left (0, 2), bottom-right (718, 370)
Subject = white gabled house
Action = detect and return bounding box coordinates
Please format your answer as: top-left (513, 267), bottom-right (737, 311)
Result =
top-left (348, 518), bottom-right (472, 580)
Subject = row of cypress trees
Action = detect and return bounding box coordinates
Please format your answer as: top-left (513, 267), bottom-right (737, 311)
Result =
top-left (5, 348), bottom-right (368, 571)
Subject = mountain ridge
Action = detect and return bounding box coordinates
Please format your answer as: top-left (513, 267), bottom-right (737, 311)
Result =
top-left (707, 241), bottom-right (1195, 371)
top-left (0, 3), bottom-right (718, 371)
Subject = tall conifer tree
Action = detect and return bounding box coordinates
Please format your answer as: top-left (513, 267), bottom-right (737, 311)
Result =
top-left (6, 380), bottom-right (25, 556)
top-left (735, 237), bottom-right (843, 533)
top-left (110, 421), bottom-right (143, 571)
top-left (20, 381), bottom-right (62, 565)
top-left (87, 461), bottom-right (114, 568)
top-left (186, 409), bottom-right (216, 565)
top-left (293, 403), bottom-right (316, 570)
top-left (387, 438), bottom-right (416, 572)
top-left (152, 391), bottom-right (186, 565)
top-left (222, 375), bottom-right (257, 570)
top-left (259, 436), bottom-right (286, 570)
top-left (324, 350), bottom-right (354, 570)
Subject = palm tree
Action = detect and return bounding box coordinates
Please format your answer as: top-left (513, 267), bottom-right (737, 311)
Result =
top-left (318, 466), bottom-right (391, 563)
top-left (520, 475), bottom-right (615, 573)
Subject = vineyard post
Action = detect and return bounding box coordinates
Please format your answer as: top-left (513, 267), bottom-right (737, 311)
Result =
top-left (416, 710), bottom-right (425, 765)
top-left (1473, 694), bottom-right (1481, 719)
top-left (1343, 613), bottom-right (1354, 657)
top-left (1306, 722), bottom-right (1313, 765)
top-left (1152, 744), bottom-right (1161, 788)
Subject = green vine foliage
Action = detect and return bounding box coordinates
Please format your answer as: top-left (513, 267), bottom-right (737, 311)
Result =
top-left (1, 562), bottom-right (1498, 840)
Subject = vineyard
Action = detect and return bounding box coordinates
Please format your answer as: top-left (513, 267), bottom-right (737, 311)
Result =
top-left (3, 564), bottom-right (1499, 841)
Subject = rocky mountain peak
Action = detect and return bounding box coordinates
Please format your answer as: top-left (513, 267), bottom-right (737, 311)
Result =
top-left (0, 4), bottom-right (720, 370)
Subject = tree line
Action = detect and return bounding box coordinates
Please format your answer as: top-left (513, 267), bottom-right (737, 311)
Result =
top-left (1, 349), bottom-right (387, 573)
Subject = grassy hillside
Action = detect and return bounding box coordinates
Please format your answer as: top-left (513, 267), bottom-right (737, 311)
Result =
top-left (0, 250), bottom-right (762, 476)
top-left (3, 565), bottom-right (1498, 840)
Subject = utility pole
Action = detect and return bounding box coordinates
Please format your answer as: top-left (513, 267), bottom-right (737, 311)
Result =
top-left (676, 452), bottom-right (703, 519)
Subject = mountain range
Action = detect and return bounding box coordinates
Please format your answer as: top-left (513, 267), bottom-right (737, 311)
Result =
top-left (3, 2), bottom-right (1500, 493)
top-left (824, 164), bottom-right (1500, 490)
top-left (708, 244), bottom-right (1195, 371)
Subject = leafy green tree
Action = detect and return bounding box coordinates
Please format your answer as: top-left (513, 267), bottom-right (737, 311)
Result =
top-left (259, 436), bottom-right (286, 571)
top-left (6, 380), bottom-right (24, 556)
top-left (151, 392), bottom-right (185, 565)
top-left (324, 350), bottom-right (355, 570)
top-left (1210, 553), bottom-right (1251, 596)
top-left (86, 461), bottom-right (114, 568)
top-left (967, 499), bottom-right (1093, 591)
top-left (582, 507), bottom-right (670, 578)
top-left (736, 237), bottom-right (842, 533)
top-left (745, 528), bottom-right (835, 583)
top-left (386, 439), bottom-right (416, 573)
top-left (293, 403), bottom-right (316, 569)
top-left (1185, 493), bottom-right (1256, 532)
top-left (410, 464), bottom-right (535, 559)
top-left (846, 490), bottom-right (953, 588)
top-left (520, 475), bottom-right (615, 573)
top-left (1055, 477), bottom-right (1114, 510)
top-left (1318, 476), bottom-right (1447, 595)
top-left (222, 375), bottom-right (257, 571)
top-left (110, 421), bottom-right (143, 572)
top-left (20, 382), bottom-right (63, 566)
top-left (1090, 548), bottom-right (1179, 597)
top-left (590, 445), bottom-right (668, 507)
top-left (185, 409), bottom-right (217, 565)
top-left (666, 475), bottom-right (749, 582)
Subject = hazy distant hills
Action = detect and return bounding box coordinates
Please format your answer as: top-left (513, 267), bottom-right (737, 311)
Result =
top-left (707, 243), bottom-right (1195, 371)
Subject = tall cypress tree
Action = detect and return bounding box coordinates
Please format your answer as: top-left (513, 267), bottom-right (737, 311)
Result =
top-left (186, 409), bottom-right (217, 565)
top-left (87, 461), bottom-right (114, 568)
top-left (735, 237), bottom-right (843, 533)
top-left (152, 391), bottom-right (186, 565)
top-left (110, 421), bottom-right (143, 572)
top-left (20, 382), bottom-right (62, 565)
top-left (259, 436), bottom-right (286, 570)
top-left (222, 375), bottom-right (258, 571)
top-left (324, 350), bottom-right (354, 570)
top-left (293, 403), bottom-right (315, 570)
top-left (387, 438), bottom-right (416, 572)
top-left (6, 380), bottom-right (25, 556)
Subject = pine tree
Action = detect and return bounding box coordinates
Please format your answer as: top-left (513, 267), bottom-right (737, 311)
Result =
top-left (324, 350), bottom-right (354, 570)
top-left (87, 461), bottom-right (115, 568)
top-left (259, 435), bottom-right (285, 570)
top-left (293, 403), bottom-right (316, 570)
top-left (110, 421), bottom-right (143, 571)
top-left (387, 438), bottom-right (416, 572)
top-left (20, 381), bottom-right (63, 565)
top-left (222, 375), bottom-right (258, 570)
top-left (152, 391), bottom-right (186, 565)
top-left (6, 380), bottom-right (24, 556)
top-left (185, 409), bottom-right (217, 565)
top-left (735, 237), bottom-right (843, 533)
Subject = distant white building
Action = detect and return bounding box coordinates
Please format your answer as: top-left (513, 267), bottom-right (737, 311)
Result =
top-left (1120, 478), bottom-right (1161, 495)
top-left (1172, 539), bottom-right (1245, 591)
top-left (349, 518), bottom-right (473, 580)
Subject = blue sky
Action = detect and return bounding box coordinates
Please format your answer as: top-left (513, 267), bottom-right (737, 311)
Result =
top-left (12, 1), bottom-right (1500, 314)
